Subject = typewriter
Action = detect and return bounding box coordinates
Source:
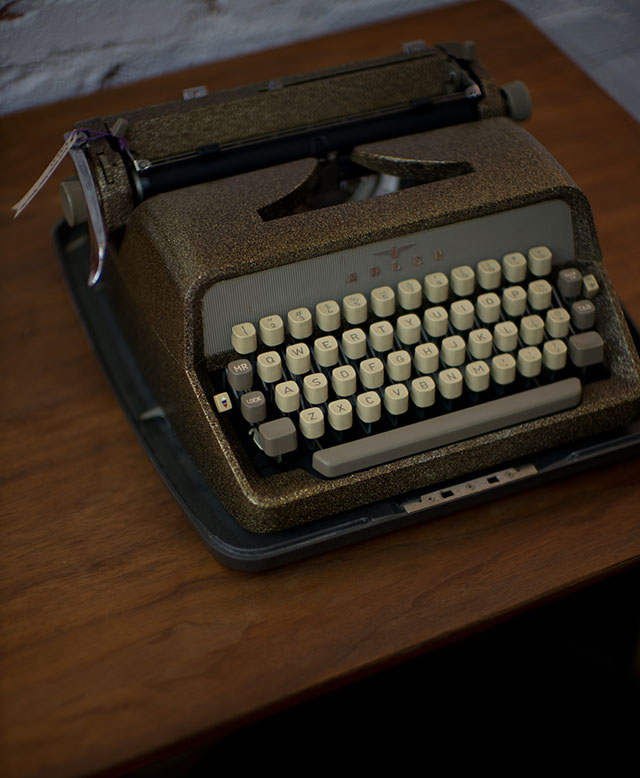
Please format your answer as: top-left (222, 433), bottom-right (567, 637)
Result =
top-left (55, 41), bottom-right (640, 569)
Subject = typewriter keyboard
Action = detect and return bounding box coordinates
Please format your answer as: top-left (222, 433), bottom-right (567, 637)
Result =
top-left (211, 248), bottom-right (606, 478)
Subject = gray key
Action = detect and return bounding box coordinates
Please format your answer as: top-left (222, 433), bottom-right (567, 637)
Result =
top-left (258, 417), bottom-right (297, 457)
top-left (558, 268), bottom-right (582, 298)
top-left (568, 331), bottom-right (604, 367)
top-left (241, 390), bottom-right (266, 424)
top-left (571, 299), bottom-right (595, 330)
top-left (227, 358), bottom-right (253, 392)
top-left (312, 378), bottom-right (582, 477)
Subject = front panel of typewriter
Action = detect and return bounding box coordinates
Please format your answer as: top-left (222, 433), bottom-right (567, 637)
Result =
top-left (109, 115), bottom-right (640, 533)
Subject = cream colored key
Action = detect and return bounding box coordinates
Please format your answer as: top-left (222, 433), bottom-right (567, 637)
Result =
top-left (275, 380), bottom-right (300, 412)
top-left (423, 306), bottom-right (449, 337)
top-left (384, 383), bottom-right (409, 415)
top-left (494, 321), bottom-right (518, 352)
top-left (285, 342), bottom-right (311, 374)
top-left (328, 399), bottom-right (353, 431)
top-left (441, 335), bottom-right (466, 366)
top-left (331, 365), bottom-right (357, 397)
top-left (582, 274), bottom-right (599, 299)
top-left (476, 293), bottom-right (501, 324)
top-left (359, 357), bottom-right (385, 389)
top-left (342, 328), bottom-right (367, 360)
top-left (477, 259), bottom-right (501, 290)
top-left (528, 279), bottom-right (553, 310)
top-left (213, 391), bottom-right (232, 413)
top-left (356, 391), bottom-right (382, 423)
top-left (464, 360), bottom-right (490, 392)
top-left (491, 353), bottom-right (516, 385)
top-left (370, 286), bottom-right (396, 317)
top-left (528, 245), bottom-right (552, 276)
top-left (387, 350), bottom-right (412, 382)
top-left (396, 313), bottom-right (421, 345)
top-left (343, 293), bottom-right (368, 325)
top-left (257, 351), bottom-right (282, 383)
top-left (231, 322), bottom-right (257, 354)
top-left (545, 307), bottom-right (570, 338)
top-left (468, 328), bottom-right (493, 359)
top-left (287, 307), bottom-right (312, 339)
top-left (517, 346), bottom-right (542, 378)
top-left (502, 285), bottom-right (527, 317)
top-left (397, 278), bottom-right (422, 310)
top-left (314, 335), bottom-right (339, 367)
top-left (259, 315), bottom-right (285, 347)
top-left (411, 376), bottom-right (436, 408)
top-left (424, 272), bottom-right (449, 303)
top-left (502, 252), bottom-right (527, 283)
top-left (520, 314), bottom-right (545, 345)
top-left (450, 299), bottom-right (475, 330)
top-left (438, 368), bottom-right (463, 399)
top-left (299, 407), bottom-right (325, 439)
top-left (369, 320), bottom-right (394, 352)
top-left (303, 372), bottom-right (329, 404)
top-left (450, 265), bottom-right (475, 296)
top-left (543, 339), bottom-right (568, 370)
top-left (414, 342), bottom-right (439, 374)
top-left (315, 300), bottom-right (340, 332)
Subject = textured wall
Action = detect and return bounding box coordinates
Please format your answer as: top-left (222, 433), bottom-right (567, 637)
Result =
top-left (0, 0), bottom-right (450, 115)
top-left (1, 0), bottom-right (639, 119)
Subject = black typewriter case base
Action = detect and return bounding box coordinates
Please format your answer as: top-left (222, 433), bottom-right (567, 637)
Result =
top-left (55, 222), bottom-right (640, 571)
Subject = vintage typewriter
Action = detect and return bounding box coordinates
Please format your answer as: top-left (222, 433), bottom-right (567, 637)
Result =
top-left (55, 41), bottom-right (640, 569)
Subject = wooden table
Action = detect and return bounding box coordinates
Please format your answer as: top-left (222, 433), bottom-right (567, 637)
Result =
top-left (1, 2), bottom-right (639, 776)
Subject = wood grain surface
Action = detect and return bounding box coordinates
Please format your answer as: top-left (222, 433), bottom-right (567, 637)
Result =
top-left (1, 2), bottom-right (639, 776)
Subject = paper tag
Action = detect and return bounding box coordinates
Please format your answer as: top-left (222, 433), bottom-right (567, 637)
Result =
top-left (12, 129), bottom-right (84, 218)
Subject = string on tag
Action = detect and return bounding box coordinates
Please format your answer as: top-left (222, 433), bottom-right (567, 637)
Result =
top-left (11, 128), bottom-right (122, 218)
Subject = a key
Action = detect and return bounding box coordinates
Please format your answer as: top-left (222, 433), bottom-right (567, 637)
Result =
top-left (231, 322), bottom-right (257, 354)
top-left (384, 383), bottom-right (409, 415)
top-left (528, 245), bottom-right (552, 276)
top-left (397, 278), bottom-right (422, 310)
top-left (491, 353), bottom-right (516, 385)
top-left (314, 335), bottom-right (339, 367)
top-left (258, 417), bottom-right (297, 457)
top-left (303, 373), bottom-right (329, 404)
top-left (451, 265), bottom-right (475, 296)
top-left (343, 293), bottom-right (368, 325)
top-left (274, 381), bottom-right (300, 413)
top-left (356, 391), bottom-right (382, 423)
top-left (241, 391), bottom-right (266, 424)
top-left (424, 272), bottom-right (449, 303)
top-left (299, 407), bottom-right (325, 439)
top-left (360, 358), bottom-right (385, 389)
top-left (256, 351), bottom-right (282, 383)
top-left (331, 365), bottom-right (357, 397)
top-left (315, 300), bottom-right (340, 332)
top-left (502, 252), bottom-right (527, 283)
top-left (371, 286), bottom-right (396, 317)
top-left (226, 358), bottom-right (253, 392)
top-left (411, 376), bottom-right (436, 408)
top-left (287, 307), bottom-right (313, 339)
top-left (342, 328), bottom-right (367, 360)
top-left (557, 268), bottom-right (582, 298)
top-left (387, 350), bottom-right (412, 382)
top-left (414, 342), bottom-right (439, 374)
top-left (477, 259), bottom-right (501, 289)
top-left (328, 399), bottom-right (353, 431)
top-left (464, 360), bottom-right (490, 392)
top-left (286, 342), bottom-right (311, 374)
top-left (259, 314), bottom-right (285, 346)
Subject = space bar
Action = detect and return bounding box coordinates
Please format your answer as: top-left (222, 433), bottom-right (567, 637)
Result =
top-left (312, 378), bottom-right (582, 477)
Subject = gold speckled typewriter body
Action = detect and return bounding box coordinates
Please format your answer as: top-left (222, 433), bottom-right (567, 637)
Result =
top-left (70, 43), bottom-right (640, 532)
